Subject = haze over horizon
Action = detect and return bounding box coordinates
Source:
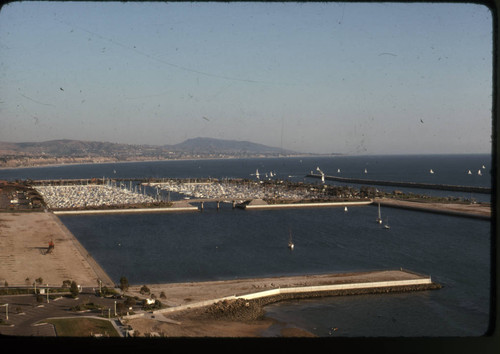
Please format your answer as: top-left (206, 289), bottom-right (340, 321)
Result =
top-left (0, 2), bottom-right (493, 155)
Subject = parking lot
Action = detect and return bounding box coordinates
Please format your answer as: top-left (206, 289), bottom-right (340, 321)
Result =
top-left (0, 290), bottom-right (136, 337)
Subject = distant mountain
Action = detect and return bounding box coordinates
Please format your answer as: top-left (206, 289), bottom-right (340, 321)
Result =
top-left (168, 137), bottom-right (295, 155)
top-left (0, 137), bottom-right (298, 158)
top-left (0, 139), bottom-right (156, 157)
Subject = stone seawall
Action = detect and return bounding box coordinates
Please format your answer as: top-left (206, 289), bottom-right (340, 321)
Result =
top-left (249, 282), bottom-right (441, 307)
top-left (164, 283), bottom-right (442, 322)
top-left (142, 271), bottom-right (440, 320)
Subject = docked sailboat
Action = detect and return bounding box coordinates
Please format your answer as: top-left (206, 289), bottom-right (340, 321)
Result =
top-left (429, 169), bottom-right (434, 174)
top-left (376, 202), bottom-right (382, 224)
top-left (478, 169), bottom-right (482, 176)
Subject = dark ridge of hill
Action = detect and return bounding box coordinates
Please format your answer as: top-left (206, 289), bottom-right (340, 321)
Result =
top-left (0, 137), bottom-right (299, 157)
top-left (169, 137), bottom-right (296, 155)
top-left (0, 139), bottom-right (158, 157)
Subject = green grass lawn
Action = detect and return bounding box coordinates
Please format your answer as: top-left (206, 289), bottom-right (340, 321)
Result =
top-left (44, 317), bottom-right (120, 337)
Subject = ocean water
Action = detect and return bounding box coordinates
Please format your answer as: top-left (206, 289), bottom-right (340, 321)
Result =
top-left (1, 154), bottom-right (491, 188)
top-left (1, 154), bottom-right (493, 337)
top-left (60, 204), bottom-right (491, 337)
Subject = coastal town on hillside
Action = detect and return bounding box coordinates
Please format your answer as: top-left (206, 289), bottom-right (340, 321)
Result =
top-left (0, 138), bottom-right (317, 169)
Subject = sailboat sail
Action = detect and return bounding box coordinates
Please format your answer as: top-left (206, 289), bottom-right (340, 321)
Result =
top-left (288, 229), bottom-right (294, 250)
top-left (384, 217), bottom-right (390, 229)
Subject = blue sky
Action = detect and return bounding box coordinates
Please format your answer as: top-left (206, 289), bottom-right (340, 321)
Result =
top-left (0, 1), bottom-right (493, 154)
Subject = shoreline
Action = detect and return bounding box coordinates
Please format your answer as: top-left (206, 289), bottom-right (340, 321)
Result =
top-left (0, 154), bottom-right (320, 171)
top-left (125, 270), bottom-right (437, 313)
top-left (0, 152), bottom-right (490, 171)
top-left (121, 270), bottom-right (440, 337)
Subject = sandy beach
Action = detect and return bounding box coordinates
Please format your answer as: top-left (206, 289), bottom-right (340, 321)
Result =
top-left (0, 212), bottom-right (113, 288)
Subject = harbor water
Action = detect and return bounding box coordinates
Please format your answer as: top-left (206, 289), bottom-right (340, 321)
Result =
top-left (0, 154), bottom-right (493, 336)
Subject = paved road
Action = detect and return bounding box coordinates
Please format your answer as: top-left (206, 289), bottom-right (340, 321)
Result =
top-left (0, 290), bottom-right (133, 337)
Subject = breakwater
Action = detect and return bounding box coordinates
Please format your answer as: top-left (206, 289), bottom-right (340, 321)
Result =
top-left (306, 173), bottom-right (491, 194)
top-left (238, 199), bottom-right (372, 210)
top-left (53, 206), bottom-right (199, 215)
top-left (374, 198), bottom-right (491, 220)
top-left (124, 270), bottom-right (440, 318)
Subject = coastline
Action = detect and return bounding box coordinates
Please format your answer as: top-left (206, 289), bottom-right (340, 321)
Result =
top-left (121, 270), bottom-right (439, 337)
top-left (0, 154), bottom-right (320, 171)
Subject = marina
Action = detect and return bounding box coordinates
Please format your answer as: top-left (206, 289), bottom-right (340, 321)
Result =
top-left (146, 178), bottom-right (339, 203)
top-left (26, 177), bottom-right (490, 219)
top-left (34, 183), bottom-right (155, 209)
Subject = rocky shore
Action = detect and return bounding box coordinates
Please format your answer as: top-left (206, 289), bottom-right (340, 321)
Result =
top-left (183, 282), bottom-right (441, 322)
top-left (123, 282), bottom-right (441, 337)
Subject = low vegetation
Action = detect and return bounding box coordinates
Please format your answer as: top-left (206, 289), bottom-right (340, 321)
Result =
top-left (43, 318), bottom-right (120, 337)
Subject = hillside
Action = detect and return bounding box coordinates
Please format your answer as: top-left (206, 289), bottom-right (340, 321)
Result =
top-left (0, 137), bottom-right (303, 168)
top-left (168, 137), bottom-right (295, 155)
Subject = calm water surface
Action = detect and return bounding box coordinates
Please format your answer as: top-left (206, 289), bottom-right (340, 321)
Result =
top-left (60, 203), bottom-right (491, 337)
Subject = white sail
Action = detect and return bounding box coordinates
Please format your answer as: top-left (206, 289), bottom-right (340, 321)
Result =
top-left (376, 203), bottom-right (382, 224)
top-left (288, 230), bottom-right (294, 250)
top-left (384, 217), bottom-right (390, 229)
